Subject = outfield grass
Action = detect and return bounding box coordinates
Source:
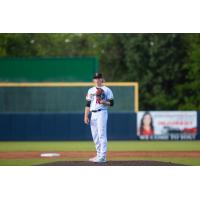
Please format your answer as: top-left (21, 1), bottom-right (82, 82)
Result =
top-left (0, 141), bottom-right (200, 151)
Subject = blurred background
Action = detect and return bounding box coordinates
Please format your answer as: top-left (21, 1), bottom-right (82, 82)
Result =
top-left (0, 33), bottom-right (199, 111)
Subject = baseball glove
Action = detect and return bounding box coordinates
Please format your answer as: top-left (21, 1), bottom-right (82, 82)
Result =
top-left (96, 88), bottom-right (104, 104)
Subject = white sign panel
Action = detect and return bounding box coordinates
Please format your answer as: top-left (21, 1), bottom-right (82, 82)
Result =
top-left (137, 111), bottom-right (197, 140)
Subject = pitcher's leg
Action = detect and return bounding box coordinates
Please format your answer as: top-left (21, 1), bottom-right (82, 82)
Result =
top-left (97, 111), bottom-right (108, 159)
top-left (90, 114), bottom-right (101, 157)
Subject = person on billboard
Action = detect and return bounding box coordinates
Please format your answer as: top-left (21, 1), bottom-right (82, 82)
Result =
top-left (140, 112), bottom-right (154, 136)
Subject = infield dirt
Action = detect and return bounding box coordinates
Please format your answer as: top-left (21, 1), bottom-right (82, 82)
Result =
top-left (0, 151), bottom-right (200, 159)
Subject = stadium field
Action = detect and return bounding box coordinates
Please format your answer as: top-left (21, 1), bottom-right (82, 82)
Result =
top-left (0, 141), bottom-right (200, 166)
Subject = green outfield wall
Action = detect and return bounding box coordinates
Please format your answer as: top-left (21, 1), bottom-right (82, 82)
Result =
top-left (0, 57), bottom-right (98, 82)
top-left (0, 83), bottom-right (138, 112)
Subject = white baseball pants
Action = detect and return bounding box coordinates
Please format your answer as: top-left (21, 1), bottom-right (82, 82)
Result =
top-left (90, 110), bottom-right (108, 158)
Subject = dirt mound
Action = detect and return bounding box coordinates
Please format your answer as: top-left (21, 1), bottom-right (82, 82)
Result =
top-left (37, 160), bottom-right (185, 166)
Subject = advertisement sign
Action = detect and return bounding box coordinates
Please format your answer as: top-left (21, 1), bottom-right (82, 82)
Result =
top-left (137, 111), bottom-right (197, 140)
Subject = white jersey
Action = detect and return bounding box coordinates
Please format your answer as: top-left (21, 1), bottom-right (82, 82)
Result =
top-left (86, 85), bottom-right (114, 111)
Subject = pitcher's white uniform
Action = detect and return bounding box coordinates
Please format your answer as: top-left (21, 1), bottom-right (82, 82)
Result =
top-left (86, 86), bottom-right (114, 160)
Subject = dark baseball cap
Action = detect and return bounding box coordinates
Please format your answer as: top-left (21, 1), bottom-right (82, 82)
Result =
top-left (93, 73), bottom-right (103, 79)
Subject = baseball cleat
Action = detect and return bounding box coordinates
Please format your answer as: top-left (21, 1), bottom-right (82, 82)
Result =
top-left (88, 156), bottom-right (107, 163)
top-left (88, 156), bottom-right (98, 162)
top-left (95, 157), bottom-right (107, 163)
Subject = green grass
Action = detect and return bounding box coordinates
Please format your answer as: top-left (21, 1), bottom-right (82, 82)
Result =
top-left (0, 158), bottom-right (84, 166)
top-left (0, 159), bottom-right (57, 166)
top-left (108, 141), bottom-right (200, 151)
top-left (0, 141), bottom-right (95, 152)
top-left (0, 141), bottom-right (200, 151)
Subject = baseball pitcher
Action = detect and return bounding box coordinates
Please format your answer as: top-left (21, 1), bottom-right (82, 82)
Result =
top-left (84, 73), bottom-right (114, 163)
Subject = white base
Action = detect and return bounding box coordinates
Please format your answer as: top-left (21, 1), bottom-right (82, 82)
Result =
top-left (40, 153), bottom-right (60, 157)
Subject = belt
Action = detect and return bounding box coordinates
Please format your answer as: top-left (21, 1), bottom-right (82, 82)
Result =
top-left (91, 109), bottom-right (107, 113)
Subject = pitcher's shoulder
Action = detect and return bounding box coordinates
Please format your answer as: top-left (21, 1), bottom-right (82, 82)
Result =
top-left (88, 86), bottom-right (96, 93)
top-left (103, 86), bottom-right (112, 92)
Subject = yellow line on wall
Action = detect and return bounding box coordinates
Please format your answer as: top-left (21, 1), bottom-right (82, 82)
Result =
top-left (0, 82), bottom-right (138, 87)
top-left (134, 82), bottom-right (139, 112)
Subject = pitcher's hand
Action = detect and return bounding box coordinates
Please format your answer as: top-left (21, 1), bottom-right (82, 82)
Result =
top-left (84, 116), bottom-right (90, 125)
top-left (100, 100), bottom-right (110, 106)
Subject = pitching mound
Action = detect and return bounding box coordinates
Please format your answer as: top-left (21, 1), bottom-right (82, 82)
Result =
top-left (37, 160), bottom-right (185, 166)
